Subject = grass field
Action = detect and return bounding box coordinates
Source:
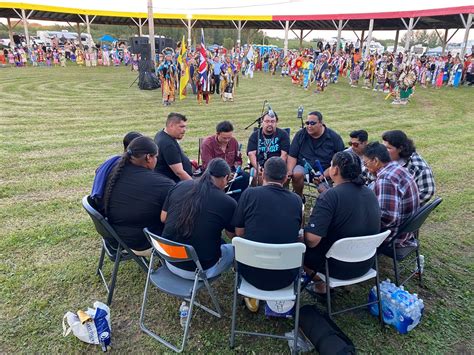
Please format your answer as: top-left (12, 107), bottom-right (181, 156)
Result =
top-left (1, 65), bottom-right (473, 354)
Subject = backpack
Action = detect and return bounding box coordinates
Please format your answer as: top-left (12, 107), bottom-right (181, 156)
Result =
top-left (299, 305), bottom-right (356, 355)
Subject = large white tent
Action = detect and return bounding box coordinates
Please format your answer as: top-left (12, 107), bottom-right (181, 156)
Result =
top-left (1, 0), bottom-right (473, 55)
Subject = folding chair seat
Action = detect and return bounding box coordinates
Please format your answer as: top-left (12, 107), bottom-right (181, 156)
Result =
top-left (140, 228), bottom-right (222, 353)
top-left (316, 230), bottom-right (391, 325)
top-left (229, 237), bottom-right (306, 355)
top-left (81, 195), bottom-right (149, 305)
top-left (380, 197), bottom-right (442, 286)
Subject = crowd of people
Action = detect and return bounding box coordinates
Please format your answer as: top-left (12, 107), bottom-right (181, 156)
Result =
top-left (90, 110), bottom-right (436, 308)
top-left (3, 37), bottom-right (472, 107)
top-left (0, 41), bottom-right (137, 68)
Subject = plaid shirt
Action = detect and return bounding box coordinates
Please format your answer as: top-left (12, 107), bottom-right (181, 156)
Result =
top-left (373, 162), bottom-right (420, 246)
top-left (400, 152), bottom-right (435, 206)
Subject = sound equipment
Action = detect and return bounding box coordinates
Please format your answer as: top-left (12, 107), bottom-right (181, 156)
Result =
top-left (129, 36), bottom-right (175, 58)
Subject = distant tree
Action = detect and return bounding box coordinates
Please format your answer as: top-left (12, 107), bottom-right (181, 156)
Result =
top-left (427, 31), bottom-right (442, 48)
top-left (413, 30), bottom-right (429, 46)
top-left (223, 37), bottom-right (234, 50)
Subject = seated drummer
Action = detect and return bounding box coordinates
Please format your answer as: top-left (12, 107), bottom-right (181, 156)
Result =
top-left (247, 110), bottom-right (290, 185)
top-left (161, 158), bottom-right (237, 279)
top-left (154, 112), bottom-right (193, 182)
top-left (103, 136), bottom-right (175, 256)
top-left (287, 111), bottom-right (344, 197)
top-left (232, 157), bottom-right (303, 312)
top-left (201, 121), bottom-right (249, 200)
top-left (303, 151), bottom-right (381, 295)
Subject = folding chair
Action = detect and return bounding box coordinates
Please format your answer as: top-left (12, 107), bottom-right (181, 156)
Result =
top-left (229, 237), bottom-right (306, 355)
top-left (81, 195), bottom-right (149, 305)
top-left (140, 228), bottom-right (223, 353)
top-left (380, 197), bottom-right (443, 286)
top-left (317, 230), bottom-right (391, 326)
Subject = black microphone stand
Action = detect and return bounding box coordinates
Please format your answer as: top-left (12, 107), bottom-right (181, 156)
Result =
top-left (245, 100), bottom-right (267, 185)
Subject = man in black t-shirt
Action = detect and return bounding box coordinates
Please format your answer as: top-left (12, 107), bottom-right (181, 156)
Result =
top-left (247, 111), bottom-right (290, 185)
top-left (287, 111), bottom-right (344, 197)
top-left (154, 112), bottom-right (193, 182)
top-left (232, 157), bottom-right (303, 297)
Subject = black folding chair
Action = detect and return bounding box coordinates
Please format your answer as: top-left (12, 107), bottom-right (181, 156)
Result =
top-left (81, 195), bottom-right (149, 305)
top-left (380, 197), bottom-right (443, 286)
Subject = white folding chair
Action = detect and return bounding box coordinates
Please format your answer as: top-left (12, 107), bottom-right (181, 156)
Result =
top-left (229, 237), bottom-right (306, 355)
top-left (316, 230), bottom-right (390, 326)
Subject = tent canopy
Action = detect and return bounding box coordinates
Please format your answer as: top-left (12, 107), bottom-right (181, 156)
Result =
top-left (98, 34), bottom-right (116, 42)
top-left (1, 1), bottom-right (473, 30)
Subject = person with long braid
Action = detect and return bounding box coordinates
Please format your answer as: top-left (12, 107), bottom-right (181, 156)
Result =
top-left (103, 136), bottom-right (175, 256)
top-left (160, 158), bottom-right (237, 279)
top-left (304, 151), bottom-right (381, 295)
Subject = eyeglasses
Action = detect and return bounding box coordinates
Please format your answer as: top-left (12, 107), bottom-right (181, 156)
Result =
top-left (305, 121), bottom-right (318, 126)
top-left (348, 141), bottom-right (360, 148)
top-left (363, 158), bottom-right (373, 167)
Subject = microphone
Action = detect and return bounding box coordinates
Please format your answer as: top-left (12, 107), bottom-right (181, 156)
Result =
top-left (248, 167), bottom-right (256, 186)
top-left (226, 189), bottom-right (242, 195)
top-left (297, 105), bottom-right (304, 119)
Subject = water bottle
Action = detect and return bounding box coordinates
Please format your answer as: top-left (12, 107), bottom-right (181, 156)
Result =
top-left (179, 301), bottom-right (189, 328)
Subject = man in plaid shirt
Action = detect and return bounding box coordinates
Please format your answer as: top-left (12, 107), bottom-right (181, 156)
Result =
top-left (382, 130), bottom-right (435, 206)
top-left (363, 142), bottom-right (420, 247)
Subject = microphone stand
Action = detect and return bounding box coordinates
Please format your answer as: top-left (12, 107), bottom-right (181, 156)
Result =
top-left (245, 100), bottom-right (267, 186)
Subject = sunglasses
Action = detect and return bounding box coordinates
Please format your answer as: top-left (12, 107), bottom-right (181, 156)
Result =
top-left (305, 121), bottom-right (318, 126)
top-left (348, 141), bottom-right (360, 148)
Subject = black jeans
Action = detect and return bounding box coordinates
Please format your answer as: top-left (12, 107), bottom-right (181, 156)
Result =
top-left (211, 74), bottom-right (220, 94)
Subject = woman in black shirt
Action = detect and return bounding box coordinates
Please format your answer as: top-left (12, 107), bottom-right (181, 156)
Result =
top-left (161, 158), bottom-right (237, 279)
top-left (103, 136), bottom-right (175, 255)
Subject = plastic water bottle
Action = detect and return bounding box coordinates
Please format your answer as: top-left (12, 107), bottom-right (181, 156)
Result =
top-left (179, 301), bottom-right (189, 328)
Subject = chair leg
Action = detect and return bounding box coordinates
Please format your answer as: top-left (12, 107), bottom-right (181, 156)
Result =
top-left (392, 244), bottom-right (400, 286)
top-left (375, 256), bottom-right (384, 329)
top-left (292, 269), bottom-right (303, 355)
top-left (107, 247), bottom-right (122, 305)
top-left (139, 254), bottom-right (153, 328)
top-left (325, 261), bottom-right (332, 319)
top-left (97, 245), bottom-right (106, 276)
top-left (229, 272), bottom-right (239, 348)
top-left (203, 278), bottom-right (222, 317)
top-left (415, 248), bottom-right (423, 287)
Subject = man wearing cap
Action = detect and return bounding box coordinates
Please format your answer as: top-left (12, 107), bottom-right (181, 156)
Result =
top-left (287, 111), bottom-right (344, 197)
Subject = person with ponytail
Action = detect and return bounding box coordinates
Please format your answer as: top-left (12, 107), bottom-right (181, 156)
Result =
top-left (91, 131), bottom-right (143, 211)
top-left (103, 136), bottom-right (175, 255)
top-left (161, 158), bottom-right (237, 279)
top-left (303, 151), bottom-right (381, 294)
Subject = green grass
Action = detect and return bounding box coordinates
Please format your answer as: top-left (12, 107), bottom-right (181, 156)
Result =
top-left (1, 65), bottom-right (473, 353)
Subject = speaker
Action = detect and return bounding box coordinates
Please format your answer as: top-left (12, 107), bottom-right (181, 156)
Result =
top-left (130, 37), bottom-right (151, 57)
top-left (155, 37), bottom-right (175, 53)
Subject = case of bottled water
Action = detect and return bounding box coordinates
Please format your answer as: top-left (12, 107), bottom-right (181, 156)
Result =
top-left (368, 279), bottom-right (424, 334)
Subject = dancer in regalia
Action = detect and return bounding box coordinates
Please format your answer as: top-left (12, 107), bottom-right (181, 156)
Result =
top-left (156, 49), bottom-right (177, 106)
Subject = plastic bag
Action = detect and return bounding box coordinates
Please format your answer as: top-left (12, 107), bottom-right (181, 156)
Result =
top-left (63, 301), bottom-right (111, 351)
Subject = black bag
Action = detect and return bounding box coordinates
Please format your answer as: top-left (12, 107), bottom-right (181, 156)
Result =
top-left (299, 305), bottom-right (356, 355)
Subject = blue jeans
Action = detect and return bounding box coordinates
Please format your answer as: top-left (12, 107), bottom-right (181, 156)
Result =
top-left (166, 244), bottom-right (234, 280)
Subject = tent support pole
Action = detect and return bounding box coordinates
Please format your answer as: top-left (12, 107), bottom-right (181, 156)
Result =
top-left (394, 29), bottom-right (399, 53)
top-left (147, 0), bottom-right (155, 62)
top-left (365, 19), bottom-right (374, 57)
top-left (460, 13), bottom-right (473, 58)
top-left (284, 20), bottom-right (289, 56)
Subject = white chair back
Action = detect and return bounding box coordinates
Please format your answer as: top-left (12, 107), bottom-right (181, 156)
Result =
top-left (232, 237), bottom-right (306, 270)
top-left (325, 230), bottom-right (391, 263)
